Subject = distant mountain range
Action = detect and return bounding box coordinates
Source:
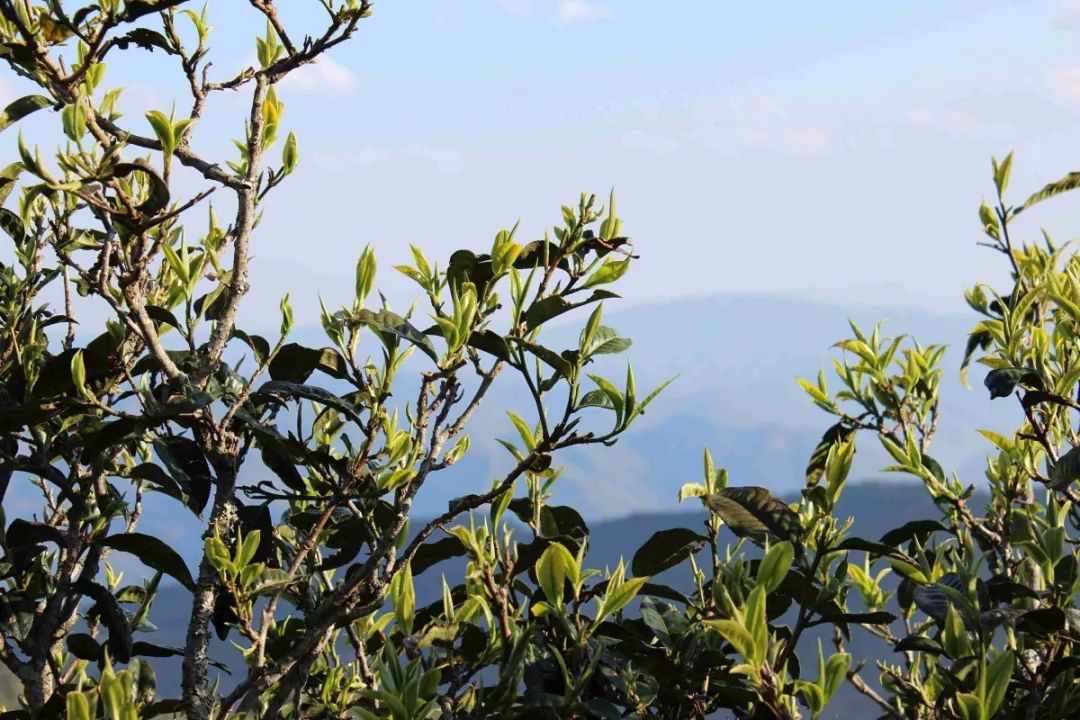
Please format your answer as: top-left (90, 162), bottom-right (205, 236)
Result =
top-left (0, 481), bottom-right (964, 717)
top-left (2, 293), bottom-right (1021, 715)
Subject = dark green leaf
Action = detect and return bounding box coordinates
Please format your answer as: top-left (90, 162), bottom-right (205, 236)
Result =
top-left (893, 636), bottom-right (944, 655)
top-left (522, 290), bottom-right (617, 330)
top-left (130, 461), bottom-right (187, 504)
top-left (880, 520), bottom-right (947, 548)
top-left (834, 537), bottom-right (908, 559)
top-left (705, 487), bottom-right (803, 547)
top-left (355, 308), bottom-right (438, 362)
top-left (253, 380), bottom-right (364, 425)
top-left (631, 528), bottom-right (708, 577)
top-left (412, 536), bottom-right (466, 575)
top-left (807, 610), bottom-right (897, 627)
top-left (0, 208), bottom-right (23, 246)
top-left (66, 633), bottom-right (103, 662)
top-left (114, 160), bottom-right (170, 216)
top-left (73, 580), bottom-right (132, 662)
top-left (114, 27), bottom-right (175, 54)
top-left (467, 329), bottom-right (511, 362)
top-left (145, 304), bottom-right (182, 331)
top-left (1050, 445), bottom-right (1080, 490)
top-left (232, 330), bottom-right (271, 365)
top-left (0, 95), bottom-right (52, 133)
top-left (6, 519), bottom-right (66, 549)
top-left (99, 533), bottom-right (195, 592)
top-left (984, 367), bottom-right (1041, 399)
top-left (154, 437), bottom-right (212, 515)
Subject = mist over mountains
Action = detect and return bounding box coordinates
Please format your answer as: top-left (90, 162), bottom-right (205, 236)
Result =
top-left (6, 292), bottom-right (1018, 580)
top-left (0, 481), bottom-right (962, 718)
top-left (1, 293), bottom-right (1021, 715)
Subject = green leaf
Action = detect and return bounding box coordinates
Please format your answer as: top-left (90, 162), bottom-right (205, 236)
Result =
top-left (703, 618), bottom-right (756, 664)
top-left (879, 519), bottom-right (947, 547)
top-left (355, 245), bottom-right (377, 304)
top-left (588, 373), bottom-right (624, 427)
top-left (253, 380), bottom-right (364, 425)
top-left (1050, 445), bottom-right (1080, 490)
top-left (522, 289), bottom-right (616, 330)
top-left (99, 533), bottom-right (196, 591)
top-left (631, 528), bottom-right (708, 577)
top-left (745, 584), bottom-right (767, 667)
top-left (267, 343), bottom-right (349, 383)
top-left (154, 436), bottom-right (212, 515)
top-left (799, 682), bottom-right (825, 718)
top-left (355, 308), bottom-right (438, 362)
top-left (984, 367), bottom-right (1041, 399)
top-left (505, 411), bottom-right (537, 451)
top-left (66, 633), bottom-right (103, 662)
top-left (114, 160), bottom-right (170, 216)
top-left (823, 653), bottom-right (851, 700)
top-left (6, 519), bottom-right (67, 549)
top-left (279, 293), bottom-right (293, 336)
top-left (677, 482), bottom-right (707, 502)
top-left (601, 576), bottom-right (648, 618)
top-left (1016, 171), bottom-right (1080, 214)
top-left (389, 563), bottom-right (415, 634)
top-left (466, 329), bottom-right (511, 362)
top-left (943, 603), bottom-right (972, 659)
top-left (536, 542), bottom-right (575, 608)
top-left (70, 350), bottom-right (87, 396)
top-left (806, 422), bottom-right (856, 487)
top-left (757, 541), bottom-right (794, 593)
top-left (582, 257), bottom-right (631, 289)
top-left (955, 693), bottom-right (982, 720)
top-left (237, 530), bottom-right (261, 567)
top-left (984, 651), bottom-right (1014, 717)
top-left (145, 109), bottom-right (175, 153)
top-left (705, 486), bottom-right (803, 548)
top-left (282, 130), bottom-right (299, 173)
top-left (0, 95), bottom-right (52, 133)
top-left (67, 691), bottom-right (92, 720)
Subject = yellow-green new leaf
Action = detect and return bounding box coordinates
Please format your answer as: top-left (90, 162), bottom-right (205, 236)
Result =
top-left (70, 350), bottom-right (87, 397)
top-left (146, 110), bottom-right (175, 154)
top-left (600, 576), bottom-right (648, 618)
top-left (757, 541), bottom-right (794, 593)
top-left (66, 691), bottom-right (91, 720)
top-left (582, 257), bottom-right (630, 289)
top-left (703, 619), bottom-right (757, 667)
top-left (744, 584), bottom-right (768, 667)
top-left (536, 542), bottom-right (576, 608)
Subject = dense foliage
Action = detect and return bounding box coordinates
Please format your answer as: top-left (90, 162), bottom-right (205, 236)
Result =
top-left (2, 2), bottom-right (1080, 719)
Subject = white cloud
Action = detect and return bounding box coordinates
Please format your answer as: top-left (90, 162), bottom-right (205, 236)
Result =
top-left (496, 0), bottom-right (534, 17)
top-left (404, 143), bottom-right (467, 175)
top-left (786, 128), bottom-right (830, 153)
top-left (312, 146), bottom-right (392, 172)
top-left (279, 56), bottom-right (357, 97)
top-left (1050, 66), bottom-right (1080, 101)
top-left (555, 0), bottom-right (614, 24)
top-left (900, 106), bottom-right (1014, 139)
top-left (687, 95), bottom-right (837, 155)
top-left (312, 143), bottom-right (466, 175)
top-left (622, 128), bottom-right (680, 153)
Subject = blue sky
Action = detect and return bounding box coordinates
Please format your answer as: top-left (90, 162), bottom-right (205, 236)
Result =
top-left (13, 0), bottom-right (1077, 332)
top-left (8, 0), bottom-right (1074, 554)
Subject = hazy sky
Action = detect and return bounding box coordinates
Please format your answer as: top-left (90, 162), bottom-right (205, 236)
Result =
top-left (10, 1), bottom-right (1073, 534)
top-left (11, 0), bottom-right (1080, 331)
